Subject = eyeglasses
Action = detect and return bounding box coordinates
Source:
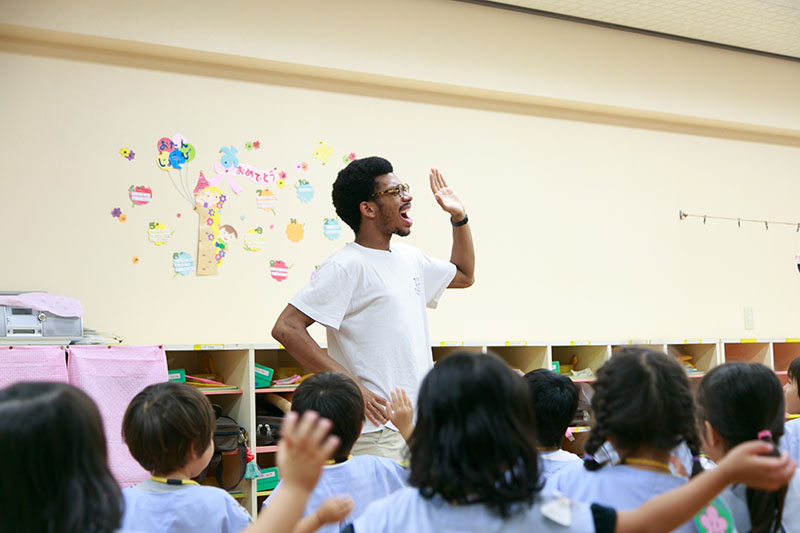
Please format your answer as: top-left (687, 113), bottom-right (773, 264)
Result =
top-left (372, 183), bottom-right (410, 199)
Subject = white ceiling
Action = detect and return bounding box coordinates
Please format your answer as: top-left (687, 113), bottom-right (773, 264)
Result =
top-left (470, 0), bottom-right (800, 60)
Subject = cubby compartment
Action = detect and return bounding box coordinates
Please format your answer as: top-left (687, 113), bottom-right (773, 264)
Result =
top-left (489, 345), bottom-right (549, 373)
top-left (551, 344), bottom-right (609, 382)
top-left (432, 344), bottom-right (479, 362)
top-left (667, 342), bottom-right (718, 378)
top-left (254, 348), bottom-right (309, 384)
top-left (721, 341), bottom-right (772, 367)
top-left (166, 348), bottom-right (250, 390)
top-left (611, 342), bottom-right (667, 355)
top-left (772, 340), bottom-right (800, 373)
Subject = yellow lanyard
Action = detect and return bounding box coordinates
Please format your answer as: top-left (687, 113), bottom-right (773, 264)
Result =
top-left (324, 455), bottom-right (353, 465)
top-left (623, 457), bottom-right (672, 474)
top-left (150, 476), bottom-right (200, 486)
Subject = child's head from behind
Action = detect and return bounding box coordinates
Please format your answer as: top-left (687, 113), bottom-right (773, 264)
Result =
top-left (524, 369), bottom-right (578, 449)
top-left (584, 347), bottom-right (698, 467)
top-left (0, 382), bottom-right (122, 533)
top-left (785, 357), bottom-right (800, 415)
top-left (122, 381), bottom-right (216, 477)
top-left (696, 362), bottom-right (786, 532)
top-left (409, 351), bottom-right (540, 518)
top-left (291, 372), bottom-right (364, 459)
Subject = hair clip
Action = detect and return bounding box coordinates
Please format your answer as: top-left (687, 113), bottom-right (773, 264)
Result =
top-left (757, 429), bottom-right (772, 440)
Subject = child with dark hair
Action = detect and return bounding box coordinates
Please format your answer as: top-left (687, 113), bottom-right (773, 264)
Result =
top-left (120, 381), bottom-right (251, 532)
top-left (548, 347), bottom-right (703, 533)
top-left (261, 372), bottom-right (408, 532)
top-left (524, 368), bottom-right (582, 481)
top-left (0, 382), bottom-right (123, 533)
top-left (696, 363), bottom-right (788, 532)
top-left (347, 351), bottom-right (795, 532)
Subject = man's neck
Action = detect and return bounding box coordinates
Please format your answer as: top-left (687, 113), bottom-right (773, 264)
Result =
top-left (355, 230), bottom-right (391, 250)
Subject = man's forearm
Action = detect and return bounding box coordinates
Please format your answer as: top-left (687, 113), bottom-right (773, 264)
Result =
top-left (449, 219), bottom-right (475, 287)
top-left (275, 324), bottom-right (348, 375)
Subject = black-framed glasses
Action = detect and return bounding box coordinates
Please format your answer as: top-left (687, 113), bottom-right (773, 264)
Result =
top-left (372, 183), bottom-right (410, 199)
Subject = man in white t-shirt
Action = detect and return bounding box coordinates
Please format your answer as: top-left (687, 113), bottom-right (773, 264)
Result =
top-left (272, 156), bottom-right (474, 461)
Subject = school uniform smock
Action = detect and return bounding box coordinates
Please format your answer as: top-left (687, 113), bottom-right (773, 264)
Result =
top-left (122, 479), bottom-right (251, 533)
top-left (547, 464), bottom-right (697, 533)
top-left (262, 455), bottom-right (409, 533)
top-left (538, 449), bottom-right (583, 484)
top-left (780, 419), bottom-right (800, 533)
top-left (290, 242), bottom-right (456, 434)
top-left (344, 487), bottom-right (614, 532)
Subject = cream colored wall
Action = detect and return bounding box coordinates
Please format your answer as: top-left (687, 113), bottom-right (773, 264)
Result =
top-left (2, 0), bottom-right (799, 345)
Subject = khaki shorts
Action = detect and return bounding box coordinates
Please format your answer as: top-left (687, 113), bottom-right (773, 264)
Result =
top-left (351, 427), bottom-right (409, 464)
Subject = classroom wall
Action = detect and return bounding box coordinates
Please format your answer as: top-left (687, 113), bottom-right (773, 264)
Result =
top-left (2, 0), bottom-right (800, 345)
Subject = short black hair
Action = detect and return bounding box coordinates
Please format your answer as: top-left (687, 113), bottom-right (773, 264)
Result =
top-left (0, 382), bottom-right (122, 533)
top-left (291, 372), bottom-right (364, 459)
top-left (788, 357), bottom-right (800, 392)
top-left (409, 351), bottom-right (541, 518)
top-left (122, 382), bottom-right (215, 476)
top-left (524, 369), bottom-right (578, 448)
top-left (583, 347), bottom-right (701, 472)
top-left (332, 156), bottom-right (393, 234)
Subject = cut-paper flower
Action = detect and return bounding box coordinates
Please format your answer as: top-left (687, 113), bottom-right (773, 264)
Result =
top-left (119, 214), bottom-right (128, 223)
top-left (253, 141), bottom-right (261, 149)
top-left (132, 256), bottom-right (139, 264)
top-left (276, 179), bottom-right (285, 189)
top-left (111, 207), bottom-right (122, 218)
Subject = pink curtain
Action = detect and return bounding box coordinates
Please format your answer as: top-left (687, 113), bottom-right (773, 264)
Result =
top-left (0, 345), bottom-right (68, 390)
top-left (67, 345), bottom-right (168, 487)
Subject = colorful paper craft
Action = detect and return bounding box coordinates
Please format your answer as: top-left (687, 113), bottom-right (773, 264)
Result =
top-left (129, 185), bottom-right (153, 206)
top-left (322, 218), bottom-right (342, 240)
top-left (244, 227), bottom-right (265, 251)
top-left (286, 219), bottom-right (304, 243)
top-left (312, 141), bottom-right (332, 165)
top-left (270, 260), bottom-right (289, 282)
top-left (296, 180), bottom-right (314, 203)
top-left (147, 222), bottom-right (172, 246)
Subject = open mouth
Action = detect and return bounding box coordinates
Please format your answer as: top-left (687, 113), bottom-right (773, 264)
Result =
top-left (399, 203), bottom-right (413, 225)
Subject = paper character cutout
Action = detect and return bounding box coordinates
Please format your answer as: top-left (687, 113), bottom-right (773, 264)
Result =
top-left (172, 252), bottom-right (194, 276)
top-left (157, 137), bottom-right (175, 153)
top-left (256, 189), bottom-right (278, 213)
top-left (147, 222), bottom-right (172, 246)
top-left (296, 179), bottom-right (314, 203)
top-left (270, 259), bottom-right (289, 282)
top-left (215, 225), bottom-right (238, 265)
top-left (179, 143), bottom-right (195, 162)
top-left (169, 149), bottom-right (186, 170)
top-left (244, 227), bottom-right (265, 251)
top-left (111, 207), bottom-right (122, 219)
top-left (245, 142), bottom-right (253, 151)
top-left (129, 185), bottom-right (153, 206)
top-left (323, 218), bottom-right (342, 240)
top-left (694, 497), bottom-right (734, 533)
top-left (253, 141), bottom-right (261, 149)
top-left (219, 146), bottom-right (239, 169)
top-left (312, 141), bottom-right (332, 165)
top-left (286, 219), bottom-right (304, 243)
top-left (156, 151), bottom-right (171, 171)
top-left (193, 174), bottom-right (225, 276)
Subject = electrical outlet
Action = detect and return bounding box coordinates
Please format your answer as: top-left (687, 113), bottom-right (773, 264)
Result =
top-left (744, 306), bottom-right (754, 330)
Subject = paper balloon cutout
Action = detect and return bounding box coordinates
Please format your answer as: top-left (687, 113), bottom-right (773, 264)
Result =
top-left (323, 218), bottom-right (342, 240)
top-left (256, 189), bottom-right (277, 213)
top-left (244, 227), bottom-right (265, 251)
top-left (156, 151), bottom-right (171, 171)
top-left (179, 143), bottom-right (196, 162)
top-left (129, 185), bottom-right (153, 206)
top-left (147, 222), bottom-right (172, 246)
top-left (169, 149), bottom-right (186, 169)
top-left (172, 252), bottom-right (194, 276)
top-left (312, 141), bottom-right (332, 165)
top-left (296, 179), bottom-right (314, 203)
top-left (219, 146), bottom-right (239, 169)
top-left (157, 137), bottom-right (175, 153)
top-left (286, 219), bottom-right (304, 243)
top-left (171, 133), bottom-right (187, 147)
top-left (270, 259), bottom-right (289, 282)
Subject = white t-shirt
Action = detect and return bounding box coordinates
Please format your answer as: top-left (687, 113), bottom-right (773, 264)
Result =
top-left (262, 455), bottom-right (408, 532)
top-left (350, 487), bottom-right (605, 532)
top-left (290, 242), bottom-right (456, 433)
top-left (122, 480), bottom-right (251, 533)
top-left (538, 449), bottom-right (583, 484)
top-left (547, 464), bottom-right (697, 533)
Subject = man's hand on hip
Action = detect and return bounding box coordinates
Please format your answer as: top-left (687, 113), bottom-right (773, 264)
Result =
top-left (359, 385), bottom-right (389, 426)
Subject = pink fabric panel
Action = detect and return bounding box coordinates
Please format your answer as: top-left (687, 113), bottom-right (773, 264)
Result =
top-left (0, 293), bottom-right (82, 317)
top-left (0, 345), bottom-right (69, 390)
top-left (67, 345), bottom-right (168, 487)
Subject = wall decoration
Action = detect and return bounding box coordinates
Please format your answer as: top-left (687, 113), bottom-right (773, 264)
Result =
top-left (119, 214), bottom-right (128, 223)
top-left (256, 189), bottom-right (278, 214)
top-left (120, 147), bottom-right (135, 161)
top-left (296, 179), bottom-right (314, 203)
top-left (193, 174), bottom-right (225, 276)
top-left (322, 218), bottom-right (342, 240)
top-left (310, 264), bottom-right (320, 281)
top-left (215, 225), bottom-right (238, 265)
top-left (245, 142), bottom-right (253, 151)
top-left (243, 227), bottom-right (265, 251)
top-left (172, 252), bottom-right (194, 276)
top-left (211, 162), bottom-right (279, 195)
top-left (795, 252), bottom-right (800, 274)
top-left (129, 185), bottom-right (153, 207)
top-left (286, 219), bottom-right (305, 243)
top-left (147, 222), bottom-right (172, 246)
top-left (312, 141), bottom-right (332, 165)
top-left (111, 207), bottom-right (122, 219)
top-left (295, 161), bottom-right (308, 171)
top-left (132, 256), bottom-right (139, 264)
top-left (155, 134), bottom-right (197, 207)
top-left (269, 259), bottom-right (289, 282)
top-left (253, 141), bottom-right (261, 150)
top-left (341, 152), bottom-right (356, 163)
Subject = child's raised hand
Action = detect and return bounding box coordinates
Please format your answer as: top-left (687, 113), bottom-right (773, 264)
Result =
top-left (717, 440), bottom-right (796, 490)
top-left (277, 410), bottom-right (340, 493)
top-left (316, 496), bottom-right (354, 525)
top-left (387, 387), bottom-right (414, 442)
